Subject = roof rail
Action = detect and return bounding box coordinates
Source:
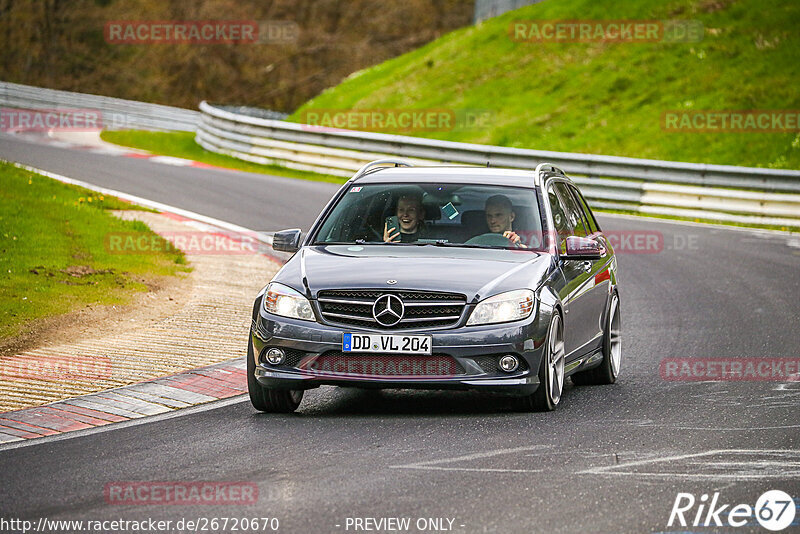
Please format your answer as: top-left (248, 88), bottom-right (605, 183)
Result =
top-left (353, 159), bottom-right (414, 180)
top-left (534, 162), bottom-right (566, 186)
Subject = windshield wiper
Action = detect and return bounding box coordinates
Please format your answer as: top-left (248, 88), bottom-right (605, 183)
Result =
top-left (423, 241), bottom-right (536, 251)
top-left (399, 241), bottom-right (491, 249)
top-left (315, 240), bottom-right (531, 251)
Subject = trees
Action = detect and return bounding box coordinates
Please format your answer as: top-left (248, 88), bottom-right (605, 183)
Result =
top-left (0, 0), bottom-right (472, 111)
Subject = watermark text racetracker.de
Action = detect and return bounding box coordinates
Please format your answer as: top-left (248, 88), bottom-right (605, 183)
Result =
top-left (105, 231), bottom-right (265, 256)
top-left (104, 481), bottom-right (257, 506)
top-left (298, 354), bottom-right (459, 379)
top-left (104, 20), bottom-right (299, 44)
top-left (662, 110), bottom-right (800, 133)
top-left (509, 19), bottom-right (703, 43)
top-left (296, 109), bottom-right (494, 133)
top-left (0, 108), bottom-right (102, 132)
top-left (0, 108), bottom-right (181, 132)
top-left (1, 354), bottom-right (112, 381)
top-left (514, 230), bottom-right (697, 254)
top-left (660, 357), bottom-right (800, 382)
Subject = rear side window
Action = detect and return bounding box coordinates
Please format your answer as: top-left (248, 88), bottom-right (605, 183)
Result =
top-left (554, 182), bottom-right (588, 237)
top-left (569, 185), bottom-right (600, 234)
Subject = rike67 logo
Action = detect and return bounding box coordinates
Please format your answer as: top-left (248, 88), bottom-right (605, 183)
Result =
top-left (668, 490), bottom-right (796, 531)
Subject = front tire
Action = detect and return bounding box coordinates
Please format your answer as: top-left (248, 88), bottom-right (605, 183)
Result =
top-left (247, 339), bottom-right (303, 413)
top-left (517, 312), bottom-right (565, 412)
top-left (572, 292), bottom-right (621, 386)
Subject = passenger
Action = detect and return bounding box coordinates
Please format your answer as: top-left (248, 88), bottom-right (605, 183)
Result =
top-left (384, 193), bottom-right (427, 243)
top-left (485, 194), bottom-right (527, 248)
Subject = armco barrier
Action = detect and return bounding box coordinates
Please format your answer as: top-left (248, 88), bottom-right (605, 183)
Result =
top-left (0, 81), bottom-right (199, 131)
top-left (197, 101), bottom-right (800, 227)
top-left (1, 82), bottom-right (797, 227)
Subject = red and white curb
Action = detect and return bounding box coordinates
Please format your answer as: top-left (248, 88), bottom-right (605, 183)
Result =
top-left (0, 161), bottom-right (292, 446)
top-left (0, 359), bottom-right (247, 444)
top-left (120, 151), bottom-right (223, 169)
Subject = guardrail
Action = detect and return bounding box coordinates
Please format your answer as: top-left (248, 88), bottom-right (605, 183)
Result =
top-left (0, 81), bottom-right (199, 131)
top-left (197, 101), bottom-right (800, 227)
top-left (474, 0), bottom-right (545, 24)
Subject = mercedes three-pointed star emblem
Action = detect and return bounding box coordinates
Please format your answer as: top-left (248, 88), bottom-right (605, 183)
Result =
top-left (372, 294), bottom-right (405, 326)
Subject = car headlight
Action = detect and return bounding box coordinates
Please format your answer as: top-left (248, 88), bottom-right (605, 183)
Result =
top-left (467, 289), bottom-right (536, 326)
top-left (263, 282), bottom-right (315, 321)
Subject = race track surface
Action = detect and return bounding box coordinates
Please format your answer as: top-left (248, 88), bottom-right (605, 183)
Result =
top-left (1, 133), bottom-right (798, 533)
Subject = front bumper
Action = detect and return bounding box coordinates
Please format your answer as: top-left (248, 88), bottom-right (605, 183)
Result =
top-left (250, 306), bottom-right (549, 396)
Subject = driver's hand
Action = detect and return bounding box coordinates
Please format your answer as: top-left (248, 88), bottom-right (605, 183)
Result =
top-left (503, 231), bottom-right (527, 248)
top-left (384, 221), bottom-right (400, 243)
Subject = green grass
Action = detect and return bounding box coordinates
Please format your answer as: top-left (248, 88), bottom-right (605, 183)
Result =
top-left (100, 130), bottom-right (346, 183)
top-left (0, 162), bottom-right (189, 342)
top-left (290, 0), bottom-right (800, 169)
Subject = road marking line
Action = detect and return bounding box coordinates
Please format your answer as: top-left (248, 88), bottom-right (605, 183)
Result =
top-left (578, 449), bottom-right (800, 480)
top-left (390, 445), bottom-right (548, 473)
top-left (397, 467), bottom-right (543, 473)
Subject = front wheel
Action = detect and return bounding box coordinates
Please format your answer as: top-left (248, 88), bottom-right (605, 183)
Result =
top-left (247, 340), bottom-right (303, 412)
top-left (572, 292), bottom-right (621, 386)
top-left (516, 312), bottom-right (565, 412)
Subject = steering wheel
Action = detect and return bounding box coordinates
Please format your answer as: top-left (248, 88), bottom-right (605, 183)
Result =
top-left (363, 224), bottom-right (387, 242)
top-left (464, 233), bottom-right (514, 247)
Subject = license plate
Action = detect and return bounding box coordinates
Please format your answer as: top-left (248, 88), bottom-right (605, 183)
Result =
top-left (343, 333), bottom-right (432, 355)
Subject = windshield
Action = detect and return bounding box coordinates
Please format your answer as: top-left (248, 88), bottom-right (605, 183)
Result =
top-left (312, 182), bottom-right (545, 250)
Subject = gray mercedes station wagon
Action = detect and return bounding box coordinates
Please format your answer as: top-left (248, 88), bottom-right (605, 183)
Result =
top-left (248, 160), bottom-right (620, 412)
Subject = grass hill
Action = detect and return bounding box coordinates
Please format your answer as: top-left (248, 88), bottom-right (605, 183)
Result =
top-left (290, 0), bottom-right (800, 169)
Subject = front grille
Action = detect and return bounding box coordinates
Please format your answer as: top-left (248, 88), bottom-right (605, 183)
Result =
top-left (295, 351), bottom-right (465, 377)
top-left (317, 289), bottom-right (466, 330)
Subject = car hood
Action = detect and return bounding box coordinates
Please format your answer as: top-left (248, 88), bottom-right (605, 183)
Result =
top-left (274, 244), bottom-right (553, 302)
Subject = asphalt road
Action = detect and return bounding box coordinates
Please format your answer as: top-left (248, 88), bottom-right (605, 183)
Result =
top-left (1, 133), bottom-right (799, 534)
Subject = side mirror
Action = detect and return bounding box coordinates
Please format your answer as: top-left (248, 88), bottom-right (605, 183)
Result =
top-left (272, 229), bottom-right (302, 253)
top-left (564, 235), bottom-right (605, 260)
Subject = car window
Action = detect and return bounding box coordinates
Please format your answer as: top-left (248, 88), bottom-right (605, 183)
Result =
top-left (554, 182), bottom-right (588, 237)
top-left (569, 185), bottom-right (600, 234)
top-left (547, 185), bottom-right (571, 254)
top-left (312, 183), bottom-right (545, 250)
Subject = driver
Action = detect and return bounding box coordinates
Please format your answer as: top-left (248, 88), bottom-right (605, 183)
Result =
top-left (384, 193), bottom-right (427, 243)
top-left (485, 194), bottom-right (526, 248)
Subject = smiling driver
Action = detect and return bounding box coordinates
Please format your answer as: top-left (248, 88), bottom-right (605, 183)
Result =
top-left (384, 193), bottom-right (427, 243)
top-left (485, 194), bottom-right (526, 248)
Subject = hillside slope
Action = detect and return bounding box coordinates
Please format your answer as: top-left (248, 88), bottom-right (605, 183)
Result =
top-left (291, 0), bottom-right (800, 169)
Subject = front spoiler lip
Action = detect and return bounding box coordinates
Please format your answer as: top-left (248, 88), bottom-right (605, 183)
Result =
top-left (253, 366), bottom-right (540, 395)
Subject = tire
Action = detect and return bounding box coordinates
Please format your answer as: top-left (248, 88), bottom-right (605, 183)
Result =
top-left (517, 312), bottom-right (565, 412)
top-left (247, 340), bottom-right (303, 413)
top-left (572, 292), bottom-right (621, 386)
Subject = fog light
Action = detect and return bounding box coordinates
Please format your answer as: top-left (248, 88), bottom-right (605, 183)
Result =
top-left (499, 355), bottom-right (519, 373)
top-left (265, 348), bottom-right (285, 365)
